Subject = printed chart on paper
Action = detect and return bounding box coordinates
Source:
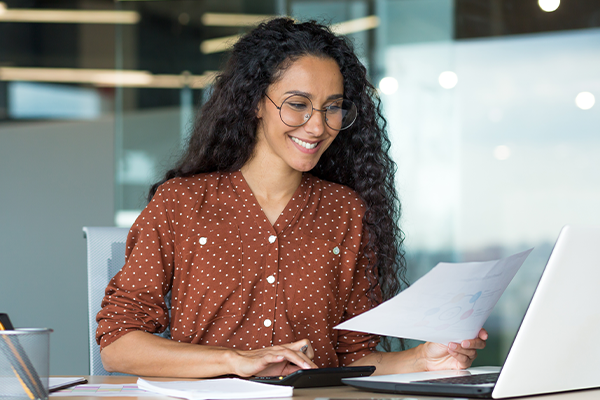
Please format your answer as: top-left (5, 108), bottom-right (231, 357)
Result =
top-left (51, 384), bottom-right (164, 397)
top-left (336, 249), bottom-right (532, 344)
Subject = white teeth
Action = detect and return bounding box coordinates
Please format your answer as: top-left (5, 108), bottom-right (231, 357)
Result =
top-left (291, 136), bottom-right (318, 149)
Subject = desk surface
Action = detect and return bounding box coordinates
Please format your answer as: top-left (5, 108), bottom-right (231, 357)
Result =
top-left (51, 375), bottom-right (600, 400)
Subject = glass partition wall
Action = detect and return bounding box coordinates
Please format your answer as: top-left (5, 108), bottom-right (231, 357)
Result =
top-left (110, 0), bottom-right (600, 367)
top-left (2, 0), bottom-right (598, 372)
top-left (112, 0), bottom-right (378, 225)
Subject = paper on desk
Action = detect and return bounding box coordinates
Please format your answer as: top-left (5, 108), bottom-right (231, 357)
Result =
top-left (336, 248), bottom-right (533, 344)
top-left (50, 383), bottom-right (164, 397)
top-left (137, 377), bottom-right (293, 400)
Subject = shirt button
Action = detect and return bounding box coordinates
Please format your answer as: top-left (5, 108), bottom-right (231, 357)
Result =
top-left (332, 246), bottom-right (340, 255)
top-left (268, 235), bottom-right (276, 244)
top-left (199, 237), bottom-right (207, 245)
top-left (264, 319), bottom-right (272, 327)
top-left (267, 275), bottom-right (275, 284)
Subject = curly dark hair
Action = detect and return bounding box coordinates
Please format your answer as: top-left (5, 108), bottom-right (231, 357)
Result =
top-left (149, 17), bottom-right (408, 350)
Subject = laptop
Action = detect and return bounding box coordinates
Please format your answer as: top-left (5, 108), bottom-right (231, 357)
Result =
top-left (343, 225), bottom-right (600, 398)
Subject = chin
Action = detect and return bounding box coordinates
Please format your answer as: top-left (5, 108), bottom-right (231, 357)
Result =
top-left (291, 161), bottom-right (318, 172)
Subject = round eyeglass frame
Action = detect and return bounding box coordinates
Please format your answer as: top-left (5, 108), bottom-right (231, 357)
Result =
top-left (265, 93), bottom-right (358, 131)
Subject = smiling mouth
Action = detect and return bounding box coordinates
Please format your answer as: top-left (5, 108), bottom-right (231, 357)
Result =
top-left (291, 136), bottom-right (319, 149)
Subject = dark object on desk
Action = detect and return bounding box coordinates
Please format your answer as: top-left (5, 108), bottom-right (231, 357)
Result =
top-left (250, 366), bottom-right (376, 388)
top-left (49, 377), bottom-right (88, 392)
top-left (0, 313), bottom-right (14, 330)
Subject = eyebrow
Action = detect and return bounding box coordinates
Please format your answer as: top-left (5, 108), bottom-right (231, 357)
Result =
top-left (283, 90), bottom-right (344, 101)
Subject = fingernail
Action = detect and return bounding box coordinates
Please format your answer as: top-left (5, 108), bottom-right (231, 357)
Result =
top-left (462, 340), bottom-right (470, 348)
top-left (304, 362), bottom-right (311, 369)
top-left (449, 342), bottom-right (458, 350)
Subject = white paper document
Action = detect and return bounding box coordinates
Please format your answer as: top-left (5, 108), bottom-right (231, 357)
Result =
top-left (335, 248), bottom-right (533, 344)
top-left (50, 383), bottom-right (164, 397)
top-left (137, 377), bottom-right (293, 400)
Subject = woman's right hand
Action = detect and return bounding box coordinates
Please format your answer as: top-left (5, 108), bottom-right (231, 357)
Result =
top-left (228, 339), bottom-right (317, 377)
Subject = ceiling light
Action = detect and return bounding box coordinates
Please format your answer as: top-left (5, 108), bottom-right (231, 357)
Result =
top-left (575, 92), bottom-right (595, 110)
top-left (330, 16), bottom-right (379, 35)
top-left (201, 13), bottom-right (275, 27)
top-left (0, 67), bottom-right (216, 88)
top-left (438, 71), bottom-right (458, 89)
top-left (538, 0), bottom-right (560, 12)
top-left (0, 5), bottom-right (140, 24)
top-left (200, 34), bottom-right (244, 54)
top-left (493, 145), bottom-right (511, 161)
top-left (199, 15), bottom-right (380, 54)
top-left (379, 77), bottom-right (398, 95)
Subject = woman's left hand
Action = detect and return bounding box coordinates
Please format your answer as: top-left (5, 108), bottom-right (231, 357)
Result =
top-left (421, 328), bottom-right (488, 371)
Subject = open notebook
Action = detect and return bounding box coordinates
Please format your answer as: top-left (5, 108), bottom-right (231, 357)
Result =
top-left (343, 225), bottom-right (600, 399)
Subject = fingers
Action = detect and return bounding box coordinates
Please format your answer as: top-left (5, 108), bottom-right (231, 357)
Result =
top-left (460, 338), bottom-right (486, 350)
top-left (456, 329), bottom-right (488, 352)
top-left (283, 339), bottom-right (315, 361)
top-left (281, 346), bottom-right (317, 369)
top-left (478, 328), bottom-right (489, 340)
top-left (448, 342), bottom-right (478, 360)
top-left (447, 345), bottom-right (476, 369)
top-left (423, 330), bottom-right (489, 372)
top-left (267, 340), bottom-right (317, 370)
top-left (296, 339), bottom-right (315, 360)
top-left (448, 343), bottom-right (476, 368)
top-left (231, 340), bottom-right (317, 378)
top-left (447, 330), bottom-right (488, 368)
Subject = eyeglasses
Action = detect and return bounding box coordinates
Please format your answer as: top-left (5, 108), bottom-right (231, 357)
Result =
top-left (265, 93), bottom-right (357, 131)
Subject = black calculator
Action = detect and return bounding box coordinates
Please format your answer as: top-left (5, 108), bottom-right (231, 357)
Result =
top-left (250, 366), bottom-right (376, 388)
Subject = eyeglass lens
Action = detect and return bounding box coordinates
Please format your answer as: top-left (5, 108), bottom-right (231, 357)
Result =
top-left (279, 95), bottom-right (357, 131)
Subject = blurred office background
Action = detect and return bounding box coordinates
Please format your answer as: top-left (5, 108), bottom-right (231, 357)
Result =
top-left (0, 0), bottom-right (598, 374)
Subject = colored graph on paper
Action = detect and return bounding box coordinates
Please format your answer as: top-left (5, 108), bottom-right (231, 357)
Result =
top-left (336, 249), bottom-right (532, 344)
top-left (415, 290), bottom-right (484, 331)
top-left (51, 384), bottom-right (165, 397)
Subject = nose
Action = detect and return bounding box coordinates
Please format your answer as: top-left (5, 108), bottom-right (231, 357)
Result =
top-left (303, 108), bottom-right (327, 136)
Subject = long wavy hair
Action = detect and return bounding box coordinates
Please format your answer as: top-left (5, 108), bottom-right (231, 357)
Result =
top-left (150, 18), bottom-right (408, 350)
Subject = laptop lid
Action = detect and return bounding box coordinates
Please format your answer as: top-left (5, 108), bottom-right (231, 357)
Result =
top-left (492, 225), bottom-right (600, 398)
top-left (343, 225), bottom-right (600, 399)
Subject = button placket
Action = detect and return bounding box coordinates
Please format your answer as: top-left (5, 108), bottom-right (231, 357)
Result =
top-left (262, 232), bottom-right (279, 340)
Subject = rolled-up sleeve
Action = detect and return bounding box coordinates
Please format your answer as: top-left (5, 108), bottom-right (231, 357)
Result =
top-left (96, 186), bottom-right (176, 350)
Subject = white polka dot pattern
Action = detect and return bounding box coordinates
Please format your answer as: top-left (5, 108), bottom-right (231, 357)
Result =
top-left (96, 171), bottom-right (379, 368)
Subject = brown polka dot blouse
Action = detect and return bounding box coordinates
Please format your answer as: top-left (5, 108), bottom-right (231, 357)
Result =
top-left (96, 171), bottom-right (380, 367)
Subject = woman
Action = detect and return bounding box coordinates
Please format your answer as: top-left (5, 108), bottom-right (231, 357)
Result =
top-left (96, 17), bottom-right (486, 378)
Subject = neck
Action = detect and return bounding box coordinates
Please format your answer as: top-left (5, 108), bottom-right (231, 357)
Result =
top-left (240, 158), bottom-right (303, 203)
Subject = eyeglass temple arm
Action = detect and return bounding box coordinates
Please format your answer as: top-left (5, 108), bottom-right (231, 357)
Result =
top-left (264, 94), bottom-right (281, 110)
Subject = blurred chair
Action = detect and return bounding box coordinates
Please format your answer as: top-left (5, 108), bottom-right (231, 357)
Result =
top-left (84, 226), bottom-right (172, 375)
top-left (83, 226), bottom-right (129, 375)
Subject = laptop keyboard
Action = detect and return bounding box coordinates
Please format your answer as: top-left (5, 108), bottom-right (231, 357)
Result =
top-left (416, 372), bottom-right (499, 385)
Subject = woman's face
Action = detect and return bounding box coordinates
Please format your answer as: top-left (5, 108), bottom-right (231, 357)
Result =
top-left (254, 55), bottom-right (344, 173)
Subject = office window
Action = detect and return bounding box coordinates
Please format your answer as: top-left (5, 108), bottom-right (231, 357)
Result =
top-left (1, 0), bottom-right (598, 373)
